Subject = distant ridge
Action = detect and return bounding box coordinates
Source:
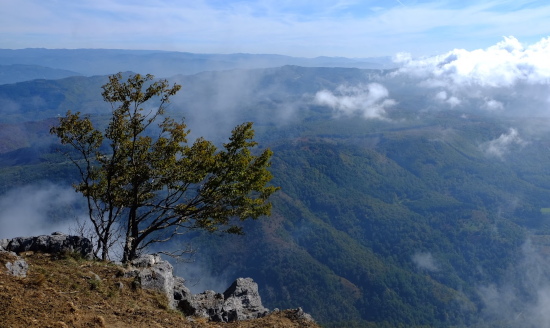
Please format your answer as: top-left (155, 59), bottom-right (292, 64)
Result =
top-left (0, 48), bottom-right (396, 77)
top-left (0, 64), bottom-right (81, 85)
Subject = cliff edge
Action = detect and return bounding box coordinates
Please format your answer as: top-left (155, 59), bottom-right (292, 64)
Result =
top-left (0, 233), bottom-right (317, 328)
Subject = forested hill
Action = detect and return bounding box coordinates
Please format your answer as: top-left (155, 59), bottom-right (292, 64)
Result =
top-left (1, 66), bottom-right (550, 327)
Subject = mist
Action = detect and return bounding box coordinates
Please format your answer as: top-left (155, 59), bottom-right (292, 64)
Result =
top-left (480, 128), bottom-right (528, 158)
top-left (412, 252), bottom-right (440, 272)
top-left (0, 182), bottom-right (84, 239)
top-left (478, 239), bottom-right (550, 328)
top-left (314, 83), bottom-right (396, 119)
top-left (172, 258), bottom-right (235, 294)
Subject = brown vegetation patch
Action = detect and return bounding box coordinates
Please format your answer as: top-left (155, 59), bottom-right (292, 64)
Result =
top-left (0, 252), bottom-right (319, 328)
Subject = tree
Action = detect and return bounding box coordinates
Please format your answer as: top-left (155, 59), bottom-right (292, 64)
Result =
top-left (51, 73), bottom-right (278, 262)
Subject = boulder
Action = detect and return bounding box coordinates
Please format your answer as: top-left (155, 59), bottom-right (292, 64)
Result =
top-left (189, 290), bottom-right (226, 320)
top-left (1, 250), bottom-right (29, 278)
top-left (221, 277), bottom-right (269, 321)
top-left (5, 256), bottom-right (29, 277)
top-left (125, 254), bottom-right (176, 309)
top-left (5, 232), bottom-right (93, 259)
top-left (0, 239), bottom-right (8, 251)
top-left (173, 276), bottom-right (193, 309)
top-left (175, 277), bottom-right (269, 322)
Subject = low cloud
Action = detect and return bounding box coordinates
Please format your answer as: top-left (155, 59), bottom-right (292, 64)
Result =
top-left (479, 239), bottom-right (550, 327)
top-left (434, 90), bottom-right (461, 108)
top-left (395, 36), bottom-right (550, 89)
top-left (314, 83), bottom-right (396, 119)
top-left (412, 252), bottom-right (439, 271)
top-left (482, 98), bottom-right (504, 111)
top-left (172, 256), bottom-right (234, 294)
top-left (393, 37), bottom-right (550, 117)
top-left (0, 183), bottom-right (83, 239)
top-left (481, 128), bottom-right (527, 158)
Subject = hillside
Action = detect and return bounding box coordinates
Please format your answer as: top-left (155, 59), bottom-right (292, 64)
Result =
top-left (0, 251), bottom-right (319, 328)
top-left (0, 64), bottom-right (81, 85)
top-left (2, 66), bottom-right (550, 327)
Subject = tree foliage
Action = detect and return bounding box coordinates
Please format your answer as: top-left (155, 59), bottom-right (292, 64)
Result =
top-left (50, 73), bottom-right (278, 262)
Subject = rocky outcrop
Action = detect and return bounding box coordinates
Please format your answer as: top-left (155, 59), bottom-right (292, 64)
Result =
top-left (124, 254), bottom-right (175, 308)
top-left (175, 277), bottom-right (269, 322)
top-left (125, 254), bottom-right (270, 322)
top-left (1, 232), bottom-right (92, 278)
top-left (221, 278), bottom-right (270, 321)
top-left (0, 234), bottom-right (312, 323)
top-left (2, 232), bottom-right (94, 259)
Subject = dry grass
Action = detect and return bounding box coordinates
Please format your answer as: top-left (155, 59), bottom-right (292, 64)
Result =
top-left (0, 252), bottom-right (319, 328)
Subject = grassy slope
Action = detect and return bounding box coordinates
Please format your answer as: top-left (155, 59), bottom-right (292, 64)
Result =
top-left (0, 251), bottom-right (319, 328)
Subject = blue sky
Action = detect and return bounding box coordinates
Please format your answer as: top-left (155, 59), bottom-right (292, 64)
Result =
top-left (1, 0), bottom-right (550, 58)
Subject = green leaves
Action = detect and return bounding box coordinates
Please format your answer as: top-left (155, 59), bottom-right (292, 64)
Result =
top-left (51, 72), bottom-right (277, 262)
top-left (50, 110), bottom-right (103, 154)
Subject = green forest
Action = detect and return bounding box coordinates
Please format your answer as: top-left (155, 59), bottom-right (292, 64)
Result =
top-left (1, 66), bottom-right (550, 327)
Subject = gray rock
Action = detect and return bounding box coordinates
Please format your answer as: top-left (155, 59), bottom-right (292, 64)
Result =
top-left (115, 281), bottom-right (124, 290)
top-left (85, 271), bottom-right (101, 281)
top-left (5, 256), bottom-right (29, 277)
top-left (173, 276), bottom-right (193, 309)
top-left (176, 277), bottom-right (269, 322)
top-left (220, 277), bottom-right (269, 322)
top-left (291, 307), bottom-right (315, 322)
top-left (0, 239), bottom-right (8, 251)
top-left (5, 233), bottom-right (93, 259)
top-left (125, 254), bottom-right (176, 309)
top-left (191, 290), bottom-right (226, 320)
top-left (129, 254), bottom-right (158, 268)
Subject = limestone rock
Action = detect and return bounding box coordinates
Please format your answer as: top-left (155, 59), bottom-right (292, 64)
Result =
top-left (6, 258), bottom-right (29, 277)
top-left (173, 276), bottom-right (193, 310)
top-left (0, 239), bottom-right (8, 251)
top-left (125, 254), bottom-right (175, 309)
top-left (221, 277), bottom-right (269, 322)
top-left (5, 232), bottom-right (93, 259)
top-left (191, 290), bottom-right (225, 320)
top-left (175, 277), bottom-right (269, 322)
top-left (287, 307), bottom-right (315, 323)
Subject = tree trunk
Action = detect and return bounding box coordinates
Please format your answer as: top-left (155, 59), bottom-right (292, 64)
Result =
top-left (122, 204), bottom-right (139, 263)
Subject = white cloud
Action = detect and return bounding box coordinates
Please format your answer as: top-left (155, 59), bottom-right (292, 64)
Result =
top-left (396, 36), bottom-right (550, 88)
top-left (434, 90), bottom-right (462, 108)
top-left (479, 239), bottom-right (550, 327)
top-left (435, 90), bottom-right (447, 101)
top-left (314, 83), bottom-right (395, 119)
top-left (483, 98), bottom-right (504, 111)
top-left (481, 128), bottom-right (527, 158)
top-left (412, 252), bottom-right (439, 271)
top-left (447, 96), bottom-right (461, 107)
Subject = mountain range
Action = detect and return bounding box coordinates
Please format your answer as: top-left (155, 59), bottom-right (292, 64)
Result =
top-left (0, 51), bottom-right (549, 327)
